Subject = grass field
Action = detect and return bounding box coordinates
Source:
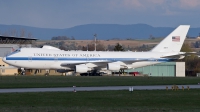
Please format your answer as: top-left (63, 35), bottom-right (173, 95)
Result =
top-left (0, 76), bottom-right (200, 111)
top-left (0, 90), bottom-right (199, 112)
top-left (0, 76), bottom-right (200, 88)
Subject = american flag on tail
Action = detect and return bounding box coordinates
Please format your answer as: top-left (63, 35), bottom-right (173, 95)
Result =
top-left (172, 36), bottom-right (180, 42)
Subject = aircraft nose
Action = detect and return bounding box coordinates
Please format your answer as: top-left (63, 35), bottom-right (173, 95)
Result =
top-left (2, 57), bottom-right (7, 63)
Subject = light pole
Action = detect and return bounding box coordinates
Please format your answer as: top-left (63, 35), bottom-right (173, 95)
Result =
top-left (94, 34), bottom-right (97, 51)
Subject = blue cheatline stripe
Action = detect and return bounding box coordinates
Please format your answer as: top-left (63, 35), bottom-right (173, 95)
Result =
top-left (6, 57), bottom-right (172, 62)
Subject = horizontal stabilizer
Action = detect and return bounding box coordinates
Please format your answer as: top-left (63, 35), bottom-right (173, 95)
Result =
top-left (161, 52), bottom-right (196, 59)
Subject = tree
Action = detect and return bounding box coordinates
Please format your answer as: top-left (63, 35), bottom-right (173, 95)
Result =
top-left (71, 36), bottom-right (75, 40)
top-left (114, 43), bottom-right (124, 51)
top-left (59, 45), bottom-right (67, 50)
top-left (181, 43), bottom-right (193, 52)
top-left (51, 36), bottom-right (70, 40)
top-left (96, 43), bottom-right (105, 51)
top-left (81, 40), bottom-right (106, 51)
top-left (88, 44), bottom-right (95, 51)
top-left (20, 29), bottom-right (26, 37)
top-left (180, 43), bottom-right (200, 76)
top-left (28, 33), bottom-right (32, 38)
top-left (149, 35), bottom-right (155, 40)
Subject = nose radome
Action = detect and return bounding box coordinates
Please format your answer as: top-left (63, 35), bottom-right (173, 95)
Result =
top-left (2, 57), bottom-right (7, 63)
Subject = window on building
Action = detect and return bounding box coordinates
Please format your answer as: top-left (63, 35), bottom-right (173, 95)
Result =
top-left (27, 69), bottom-right (31, 72)
top-left (2, 69), bottom-right (5, 73)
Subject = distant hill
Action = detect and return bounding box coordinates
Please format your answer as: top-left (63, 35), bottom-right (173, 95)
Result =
top-left (0, 24), bottom-right (199, 40)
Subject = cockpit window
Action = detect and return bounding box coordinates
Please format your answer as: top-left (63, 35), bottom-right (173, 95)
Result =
top-left (6, 48), bottom-right (21, 56)
top-left (13, 49), bottom-right (21, 53)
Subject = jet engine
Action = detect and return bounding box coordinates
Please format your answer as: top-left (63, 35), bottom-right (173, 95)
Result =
top-left (75, 65), bottom-right (91, 73)
top-left (57, 69), bottom-right (70, 73)
top-left (107, 63), bottom-right (120, 71)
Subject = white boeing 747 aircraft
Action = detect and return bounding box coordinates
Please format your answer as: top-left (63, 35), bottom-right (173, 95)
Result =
top-left (3, 25), bottom-right (190, 75)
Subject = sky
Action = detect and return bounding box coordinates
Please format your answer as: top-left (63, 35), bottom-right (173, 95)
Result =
top-left (0, 0), bottom-right (200, 29)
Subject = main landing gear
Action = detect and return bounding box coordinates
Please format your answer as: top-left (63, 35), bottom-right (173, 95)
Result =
top-left (118, 69), bottom-right (125, 76)
top-left (18, 68), bottom-right (25, 75)
top-left (80, 70), bottom-right (102, 76)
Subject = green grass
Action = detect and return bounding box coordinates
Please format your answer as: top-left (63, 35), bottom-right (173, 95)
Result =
top-left (0, 76), bottom-right (199, 111)
top-left (0, 76), bottom-right (199, 88)
top-left (0, 90), bottom-right (200, 111)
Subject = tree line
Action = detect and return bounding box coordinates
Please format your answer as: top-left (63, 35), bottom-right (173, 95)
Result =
top-left (180, 43), bottom-right (200, 76)
top-left (51, 36), bottom-right (75, 40)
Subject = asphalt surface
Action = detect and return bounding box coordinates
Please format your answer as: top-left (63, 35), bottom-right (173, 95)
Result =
top-left (0, 85), bottom-right (199, 93)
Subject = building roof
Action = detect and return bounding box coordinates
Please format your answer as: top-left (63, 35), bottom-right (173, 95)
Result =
top-left (0, 35), bottom-right (38, 44)
top-left (0, 35), bottom-right (38, 40)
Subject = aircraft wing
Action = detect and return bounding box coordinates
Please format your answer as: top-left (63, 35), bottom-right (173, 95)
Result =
top-left (60, 61), bottom-right (110, 68)
top-left (60, 59), bottom-right (149, 68)
top-left (161, 55), bottom-right (185, 59)
top-left (161, 52), bottom-right (196, 59)
top-left (121, 59), bottom-right (149, 64)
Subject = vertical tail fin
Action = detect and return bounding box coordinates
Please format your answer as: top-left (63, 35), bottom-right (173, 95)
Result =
top-left (151, 25), bottom-right (190, 52)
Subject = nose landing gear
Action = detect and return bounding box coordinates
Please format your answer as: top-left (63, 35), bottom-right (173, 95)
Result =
top-left (18, 68), bottom-right (25, 75)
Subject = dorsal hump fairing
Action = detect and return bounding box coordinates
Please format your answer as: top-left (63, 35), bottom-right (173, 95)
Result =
top-left (42, 45), bottom-right (61, 50)
top-left (151, 25), bottom-right (190, 52)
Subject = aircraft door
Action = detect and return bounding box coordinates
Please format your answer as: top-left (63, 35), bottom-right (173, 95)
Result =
top-left (28, 56), bottom-right (32, 62)
top-left (54, 56), bottom-right (58, 62)
top-left (87, 57), bottom-right (89, 63)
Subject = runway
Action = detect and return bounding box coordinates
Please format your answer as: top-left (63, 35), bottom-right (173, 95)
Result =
top-left (0, 85), bottom-right (199, 93)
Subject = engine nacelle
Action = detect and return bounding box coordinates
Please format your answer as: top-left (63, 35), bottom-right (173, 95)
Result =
top-left (56, 69), bottom-right (70, 73)
top-left (107, 63), bottom-right (120, 71)
top-left (75, 65), bottom-right (90, 73)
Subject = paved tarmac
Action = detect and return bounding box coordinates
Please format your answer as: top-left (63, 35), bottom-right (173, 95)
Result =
top-left (0, 85), bottom-right (199, 93)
